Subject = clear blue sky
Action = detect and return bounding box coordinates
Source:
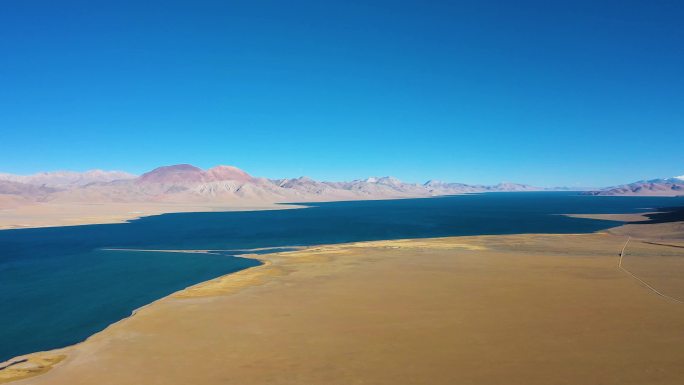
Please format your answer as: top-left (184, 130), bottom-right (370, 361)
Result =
top-left (1, 0), bottom-right (682, 186)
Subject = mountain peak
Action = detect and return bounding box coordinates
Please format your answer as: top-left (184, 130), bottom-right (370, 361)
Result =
top-left (138, 164), bottom-right (207, 184)
top-left (207, 165), bottom-right (252, 182)
top-left (424, 180), bottom-right (445, 187)
top-left (152, 164), bottom-right (201, 172)
top-left (364, 176), bottom-right (401, 185)
top-left (138, 164), bottom-right (255, 184)
top-left (375, 176), bottom-right (402, 186)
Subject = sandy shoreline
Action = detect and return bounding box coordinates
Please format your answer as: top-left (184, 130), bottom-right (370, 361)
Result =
top-left (0, 202), bottom-right (304, 230)
top-left (2, 222), bottom-right (683, 384)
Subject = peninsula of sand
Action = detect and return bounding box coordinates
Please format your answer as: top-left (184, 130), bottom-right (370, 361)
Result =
top-left (1, 214), bottom-right (683, 385)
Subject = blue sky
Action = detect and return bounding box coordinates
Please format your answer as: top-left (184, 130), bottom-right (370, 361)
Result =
top-left (1, 0), bottom-right (682, 186)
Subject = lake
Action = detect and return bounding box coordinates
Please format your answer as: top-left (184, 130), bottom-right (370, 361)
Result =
top-left (1, 192), bottom-right (682, 361)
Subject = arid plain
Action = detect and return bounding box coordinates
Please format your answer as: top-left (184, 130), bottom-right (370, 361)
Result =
top-left (2, 217), bottom-right (683, 385)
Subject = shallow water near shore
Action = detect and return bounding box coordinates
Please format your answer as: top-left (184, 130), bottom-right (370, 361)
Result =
top-left (1, 192), bottom-right (682, 362)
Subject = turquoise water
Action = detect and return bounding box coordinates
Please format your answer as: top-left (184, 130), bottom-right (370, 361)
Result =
top-left (1, 192), bottom-right (682, 361)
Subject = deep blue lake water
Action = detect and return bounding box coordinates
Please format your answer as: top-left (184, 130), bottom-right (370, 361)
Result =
top-left (1, 192), bottom-right (682, 362)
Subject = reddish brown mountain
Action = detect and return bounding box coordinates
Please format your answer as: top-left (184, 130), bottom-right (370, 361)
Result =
top-left (137, 164), bottom-right (253, 185)
top-left (206, 165), bottom-right (253, 183)
top-left (137, 164), bottom-right (209, 185)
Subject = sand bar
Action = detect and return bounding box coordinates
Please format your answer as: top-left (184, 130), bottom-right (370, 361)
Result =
top-left (0, 202), bottom-right (301, 229)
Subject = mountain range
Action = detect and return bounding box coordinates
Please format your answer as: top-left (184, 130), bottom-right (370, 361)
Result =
top-left (0, 164), bottom-right (543, 209)
top-left (1, 165), bottom-right (682, 210)
top-left (0, 170), bottom-right (136, 187)
top-left (586, 176), bottom-right (684, 197)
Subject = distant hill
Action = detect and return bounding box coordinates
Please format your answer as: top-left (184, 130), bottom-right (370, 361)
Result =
top-left (0, 180), bottom-right (58, 198)
top-left (0, 164), bottom-right (549, 209)
top-left (586, 177), bottom-right (684, 196)
top-left (0, 180), bottom-right (60, 209)
top-left (0, 169), bottom-right (135, 187)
